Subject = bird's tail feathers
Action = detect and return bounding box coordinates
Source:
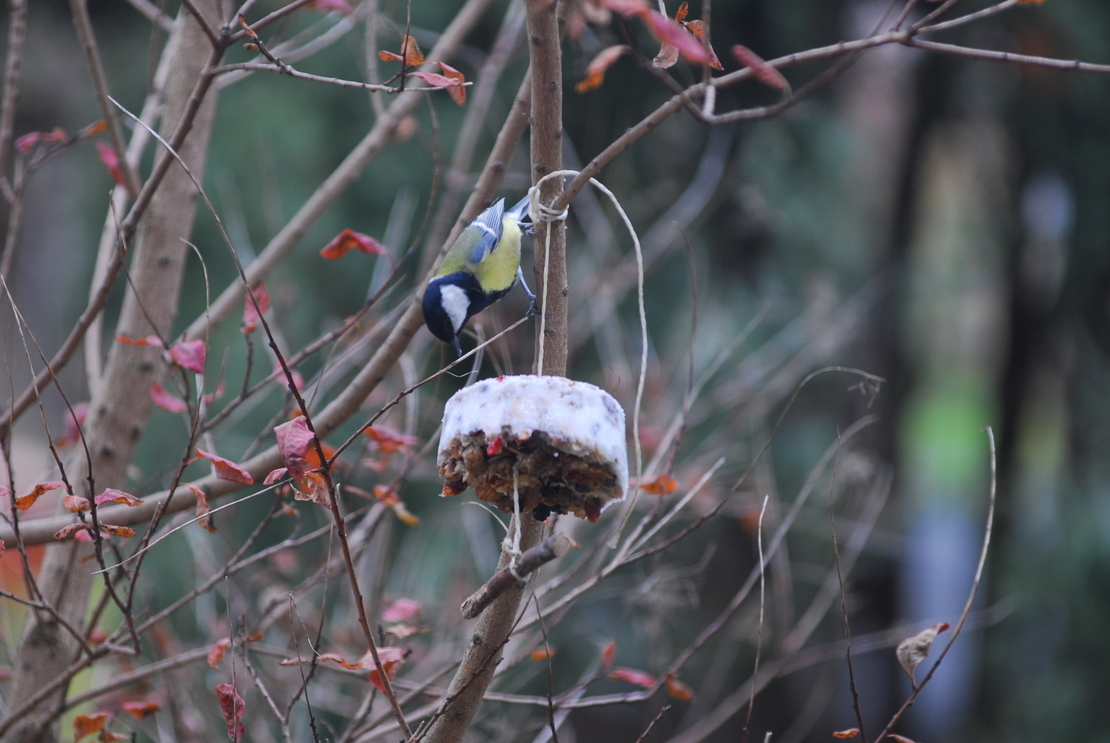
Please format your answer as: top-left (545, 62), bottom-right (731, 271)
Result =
top-left (505, 194), bottom-right (532, 225)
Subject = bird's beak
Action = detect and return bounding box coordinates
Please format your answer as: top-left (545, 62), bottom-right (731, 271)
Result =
top-left (452, 336), bottom-right (463, 357)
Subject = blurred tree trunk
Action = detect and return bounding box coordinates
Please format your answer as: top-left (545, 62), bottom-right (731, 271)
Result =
top-left (0, 2), bottom-right (219, 739)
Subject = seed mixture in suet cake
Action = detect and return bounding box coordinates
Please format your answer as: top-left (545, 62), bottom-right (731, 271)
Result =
top-left (437, 375), bottom-right (628, 522)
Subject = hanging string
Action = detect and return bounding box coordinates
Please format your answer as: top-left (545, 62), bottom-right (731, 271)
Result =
top-left (525, 178), bottom-right (569, 375)
top-left (525, 170), bottom-right (647, 552)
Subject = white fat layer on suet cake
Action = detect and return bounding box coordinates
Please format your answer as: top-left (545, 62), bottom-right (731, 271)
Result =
top-left (439, 375), bottom-right (629, 499)
top-left (439, 284), bottom-right (470, 335)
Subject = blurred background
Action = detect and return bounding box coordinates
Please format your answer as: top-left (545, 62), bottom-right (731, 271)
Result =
top-left (2, 0), bottom-right (1110, 741)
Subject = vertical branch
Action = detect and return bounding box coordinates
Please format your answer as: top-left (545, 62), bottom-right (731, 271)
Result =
top-left (529, 0), bottom-right (566, 376)
top-left (0, 0), bottom-right (27, 183)
top-left (0, 0), bottom-right (28, 283)
top-left (422, 3), bottom-right (563, 742)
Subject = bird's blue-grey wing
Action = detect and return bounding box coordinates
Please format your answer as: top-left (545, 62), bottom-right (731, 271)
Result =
top-left (468, 198), bottom-right (505, 264)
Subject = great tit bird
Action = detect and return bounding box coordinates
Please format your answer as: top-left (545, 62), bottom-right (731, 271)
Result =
top-left (422, 195), bottom-right (535, 355)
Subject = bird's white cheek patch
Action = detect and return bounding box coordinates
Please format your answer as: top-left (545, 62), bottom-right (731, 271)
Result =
top-left (439, 284), bottom-right (470, 334)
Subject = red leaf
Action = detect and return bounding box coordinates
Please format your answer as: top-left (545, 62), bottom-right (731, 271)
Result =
top-left (16, 127), bottom-right (68, 153)
top-left (367, 647), bottom-right (407, 692)
top-left (100, 524), bottom-right (137, 538)
top-left (208, 637), bottom-right (231, 669)
top-left (602, 0), bottom-right (651, 13)
top-left (54, 523), bottom-right (91, 540)
top-left (664, 673), bottom-right (693, 702)
top-left (291, 472), bottom-right (330, 507)
top-left (263, 468), bottom-right (288, 485)
top-left (577, 45), bottom-right (632, 92)
top-left (169, 339), bottom-right (207, 373)
top-left (639, 473), bottom-right (679, 495)
top-left (121, 700), bottom-right (161, 720)
top-left (196, 449), bottom-right (255, 484)
top-left (60, 402), bottom-right (89, 447)
top-left (531, 648), bottom-right (555, 661)
top-left (386, 623), bottom-right (419, 639)
top-left (116, 334), bottom-right (164, 347)
top-left (64, 495), bottom-right (90, 512)
top-left (374, 485), bottom-right (419, 525)
top-left (684, 18), bottom-right (707, 36)
top-left (379, 35), bottom-right (424, 66)
top-left (95, 488), bottom-right (143, 507)
top-left (96, 141), bottom-right (127, 190)
top-left (731, 45), bottom-right (791, 93)
top-left (191, 484), bottom-right (217, 533)
top-left (400, 35), bottom-right (424, 65)
top-left (151, 382), bottom-right (188, 413)
top-left (309, 0), bottom-right (352, 12)
top-left (14, 481), bottom-right (65, 510)
top-left (437, 62), bottom-right (467, 105)
top-left (674, 1), bottom-right (689, 22)
top-left (640, 11), bottom-right (711, 65)
top-left (609, 667), bottom-right (656, 687)
top-left (408, 70), bottom-right (464, 90)
top-left (832, 730), bottom-right (860, 739)
top-left (486, 436), bottom-right (503, 456)
top-left (16, 132), bottom-right (42, 153)
top-left (681, 20), bottom-right (722, 69)
top-left (82, 120), bottom-right (108, 137)
top-left (318, 652), bottom-right (367, 669)
top-left (601, 639), bottom-right (616, 670)
top-left (74, 712), bottom-right (110, 740)
top-left (364, 426), bottom-right (418, 454)
top-left (304, 439), bottom-right (337, 470)
top-left (383, 598), bottom-right (422, 623)
top-left (275, 416), bottom-right (315, 479)
top-left (215, 683), bottom-right (246, 742)
top-left (241, 281), bottom-right (271, 334)
top-left (320, 228), bottom-right (388, 259)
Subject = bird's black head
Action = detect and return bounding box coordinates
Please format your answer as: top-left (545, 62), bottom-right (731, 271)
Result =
top-left (423, 272), bottom-right (486, 355)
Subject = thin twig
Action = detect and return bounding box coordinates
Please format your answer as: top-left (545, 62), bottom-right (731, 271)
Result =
top-left (827, 436), bottom-right (866, 743)
top-left (69, 0), bottom-right (144, 195)
top-left (742, 496), bottom-right (769, 743)
top-left (872, 427), bottom-right (997, 742)
top-left (634, 705), bottom-right (672, 743)
top-left (908, 37), bottom-right (1110, 73)
top-left (532, 593), bottom-right (559, 743)
top-left (212, 61), bottom-right (401, 91)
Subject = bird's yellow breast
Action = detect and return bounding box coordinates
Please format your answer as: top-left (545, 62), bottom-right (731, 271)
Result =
top-left (475, 219), bottom-right (522, 293)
